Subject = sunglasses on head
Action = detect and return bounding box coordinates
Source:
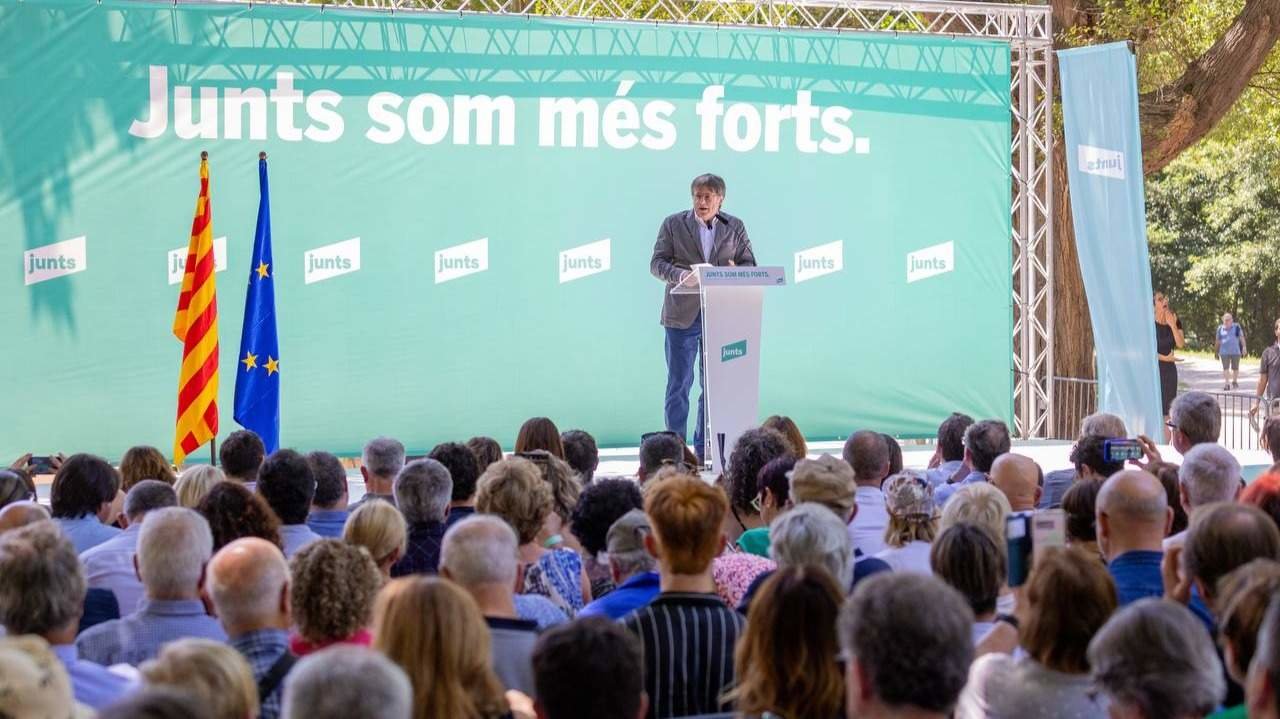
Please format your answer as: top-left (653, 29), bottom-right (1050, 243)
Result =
top-left (641, 430), bottom-right (682, 443)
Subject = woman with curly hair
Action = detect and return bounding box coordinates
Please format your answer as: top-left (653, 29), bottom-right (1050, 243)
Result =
top-left (719, 427), bottom-right (791, 550)
top-left (288, 539), bottom-right (383, 655)
top-left (476, 457), bottom-right (590, 616)
top-left (519, 450), bottom-right (584, 554)
top-left (120, 445), bottom-right (177, 490)
top-left (569, 479), bottom-right (644, 598)
top-left (196, 481), bottom-right (282, 552)
top-left (374, 577), bottom-right (515, 719)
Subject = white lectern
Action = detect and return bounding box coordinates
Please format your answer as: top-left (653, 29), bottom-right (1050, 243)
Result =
top-left (672, 265), bottom-right (786, 474)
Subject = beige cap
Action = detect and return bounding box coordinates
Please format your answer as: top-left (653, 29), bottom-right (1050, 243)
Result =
top-left (788, 454), bottom-right (857, 517)
top-left (0, 635), bottom-right (93, 719)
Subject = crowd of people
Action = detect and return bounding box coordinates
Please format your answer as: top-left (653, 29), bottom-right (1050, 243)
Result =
top-left (1, 399), bottom-right (1280, 719)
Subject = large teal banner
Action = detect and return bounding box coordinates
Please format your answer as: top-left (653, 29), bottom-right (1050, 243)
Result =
top-left (0, 0), bottom-right (1012, 460)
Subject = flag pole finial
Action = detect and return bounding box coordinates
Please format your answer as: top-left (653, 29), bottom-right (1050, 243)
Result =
top-left (200, 150), bottom-right (208, 161)
top-left (259, 151), bottom-right (267, 160)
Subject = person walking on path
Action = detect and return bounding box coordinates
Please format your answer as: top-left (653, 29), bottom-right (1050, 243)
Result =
top-left (1216, 313), bottom-right (1247, 390)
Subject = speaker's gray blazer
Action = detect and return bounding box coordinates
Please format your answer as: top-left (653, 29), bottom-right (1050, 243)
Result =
top-left (649, 210), bottom-right (757, 329)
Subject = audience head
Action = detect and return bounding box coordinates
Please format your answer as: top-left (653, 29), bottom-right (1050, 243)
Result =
top-left (207, 537), bottom-right (291, 636)
top-left (1150, 461), bottom-right (1190, 535)
top-left (138, 507), bottom-right (213, 600)
top-left (1179, 443), bottom-right (1242, 513)
top-left (533, 618), bottom-right (646, 719)
top-left (789, 454), bottom-right (857, 521)
top-left (762, 415), bottom-right (807, 459)
top-left (394, 459), bottom-right (452, 525)
top-left (989, 453), bottom-right (1042, 511)
top-left (644, 475), bottom-right (728, 575)
top-left (362, 437), bottom-right (406, 486)
top-left (1242, 471), bottom-right (1280, 528)
top-left (1088, 599), bottom-right (1226, 719)
top-left (560, 429), bottom-right (600, 484)
top-left (1080, 411), bottom-right (1127, 438)
top-left (1263, 417), bottom-right (1280, 464)
top-left (936, 413), bottom-right (975, 463)
top-left (638, 431), bottom-right (687, 482)
top-left (842, 431), bottom-right (889, 483)
top-left (0, 520), bottom-right (84, 636)
top-left (882, 472), bottom-right (937, 548)
top-left (139, 638), bottom-right (257, 719)
top-left (569, 478), bottom-right (644, 558)
top-left (1183, 502), bottom-right (1280, 605)
top-left (289, 539), bottom-right (382, 645)
top-left (49, 453), bottom-right (120, 520)
top-left (882, 434), bottom-right (904, 476)
top-left (604, 510), bottom-right (657, 583)
top-left (732, 566), bottom-right (845, 719)
top-left (428, 442), bottom-right (481, 505)
top-left (0, 468), bottom-right (36, 508)
top-left (515, 417), bottom-right (565, 459)
top-left (1096, 470), bottom-right (1172, 559)
top-left (963, 420), bottom-right (1012, 474)
top-left (1069, 434), bottom-right (1125, 481)
top-left (768, 502), bottom-right (853, 590)
top-left (121, 445), bottom-right (177, 490)
top-left (465, 436), bottom-right (504, 474)
top-left (173, 466), bottom-right (222, 509)
top-left (306, 451), bottom-right (348, 511)
top-left (1019, 546), bottom-right (1117, 673)
top-left (725, 427), bottom-right (790, 520)
top-left (197, 481), bottom-right (283, 551)
top-left (475, 457), bottom-right (551, 545)
top-left (219, 430), bottom-right (266, 483)
top-left (931, 522), bottom-right (1005, 619)
top-left (0, 501), bottom-right (50, 533)
top-left (839, 573), bottom-right (975, 717)
top-left (939, 482), bottom-right (1011, 538)
top-left (97, 688), bottom-right (215, 719)
top-left (1248, 596), bottom-right (1280, 719)
top-left (343, 500), bottom-right (407, 576)
top-left (282, 646), bottom-right (412, 719)
top-left (125, 479), bottom-right (180, 524)
top-left (755, 455), bottom-right (796, 523)
top-left (257, 449), bottom-right (316, 525)
top-left (373, 576), bottom-right (509, 719)
top-left (1170, 391), bottom-right (1223, 452)
top-left (529, 452), bottom-right (582, 529)
top-left (1062, 479), bottom-right (1103, 547)
top-left (439, 514), bottom-right (520, 593)
top-left (1217, 560), bottom-right (1280, 684)
top-left (0, 635), bottom-right (87, 718)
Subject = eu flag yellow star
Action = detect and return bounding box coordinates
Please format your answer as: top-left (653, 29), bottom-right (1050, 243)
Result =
top-left (241, 351), bottom-right (258, 371)
top-left (256, 261), bottom-right (270, 280)
top-left (264, 356), bottom-right (280, 376)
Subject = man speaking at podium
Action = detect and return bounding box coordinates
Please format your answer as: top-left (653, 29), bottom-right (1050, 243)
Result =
top-left (650, 173), bottom-right (757, 463)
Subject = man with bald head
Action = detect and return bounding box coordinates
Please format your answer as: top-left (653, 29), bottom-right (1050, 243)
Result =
top-left (844, 431), bottom-right (890, 556)
top-left (0, 500), bottom-right (50, 533)
top-left (207, 538), bottom-right (293, 719)
top-left (989, 454), bottom-right (1042, 512)
top-left (1096, 470), bottom-right (1173, 606)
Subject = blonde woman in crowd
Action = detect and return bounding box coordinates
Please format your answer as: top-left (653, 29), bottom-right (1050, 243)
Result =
top-left (139, 638), bottom-right (258, 719)
top-left (343, 499), bottom-right (407, 580)
top-left (174, 465), bottom-right (224, 509)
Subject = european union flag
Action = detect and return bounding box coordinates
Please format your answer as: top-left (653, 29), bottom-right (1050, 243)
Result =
top-left (234, 152), bottom-right (280, 452)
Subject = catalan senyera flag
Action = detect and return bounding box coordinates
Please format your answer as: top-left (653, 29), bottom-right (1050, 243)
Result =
top-left (172, 152), bottom-right (219, 464)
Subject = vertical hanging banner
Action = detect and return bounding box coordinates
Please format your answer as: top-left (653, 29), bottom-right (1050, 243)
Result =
top-left (1058, 42), bottom-right (1164, 437)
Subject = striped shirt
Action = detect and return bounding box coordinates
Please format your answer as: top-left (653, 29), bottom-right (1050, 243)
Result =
top-left (622, 592), bottom-right (745, 719)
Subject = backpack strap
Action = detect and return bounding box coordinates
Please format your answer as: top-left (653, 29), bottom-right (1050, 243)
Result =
top-left (257, 651), bottom-right (297, 705)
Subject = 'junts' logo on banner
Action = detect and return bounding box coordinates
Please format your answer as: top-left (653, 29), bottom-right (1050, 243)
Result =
top-left (305, 238), bottom-right (361, 284)
top-left (435, 238), bottom-right (489, 284)
top-left (24, 236), bottom-right (87, 286)
top-left (1077, 145), bottom-right (1125, 180)
top-left (794, 240), bottom-right (843, 283)
top-left (559, 238), bottom-right (611, 283)
top-left (168, 236), bottom-right (228, 285)
top-left (720, 340), bottom-right (747, 362)
top-left (906, 241), bottom-right (954, 284)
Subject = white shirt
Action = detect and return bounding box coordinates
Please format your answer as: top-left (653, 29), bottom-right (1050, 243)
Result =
top-left (875, 540), bottom-right (934, 575)
top-left (80, 524), bottom-right (145, 614)
top-left (848, 486), bottom-right (889, 556)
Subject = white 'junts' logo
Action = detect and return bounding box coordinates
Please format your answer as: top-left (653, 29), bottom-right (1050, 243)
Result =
top-left (559, 239), bottom-right (611, 284)
top-left (24, 236), bottom-right (87, 286)
top-left (1077, 145), bottom-right (1125, 180)
top-left (793, 240), bottom-right (843, 284)
top-left (304, 238), bottom-right (361, 285)
top-left (168, 236), bottom-right (228, 285)
top-left (435, 238), bottom-right (489, 284)
top-left (906, 241), bottom-right (954, 284)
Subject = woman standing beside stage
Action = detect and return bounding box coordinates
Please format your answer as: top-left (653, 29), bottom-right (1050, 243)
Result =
top-left (1155, 291), bottom-right (1185, 425)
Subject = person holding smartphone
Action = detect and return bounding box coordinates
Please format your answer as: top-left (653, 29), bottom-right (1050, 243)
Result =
top-left (1154, 292), bottom-right (1184, 426)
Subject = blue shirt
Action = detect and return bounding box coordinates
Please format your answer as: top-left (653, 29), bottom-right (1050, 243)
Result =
top-left (1108, 550), bottom-right (1165, 607)
top-left (934, 470), bottom-right (988, 507)
top-left (52, 643), bottom-right (135, 709)
top-left (445, 505), bottom-right (476, 531)
top-left (56, 516), bottom-right (122, 554)
top-left (926, 460), bottom-right (965, 488)
top-left (279, 524), bottom-right (323, 558)
top-left (306, 509), bottom-right (350, 539)
top-left (513, 593), bottom-right (568, 630)
top-left (1040, 468), bottom-right (1076, 509)
top-left (1218, 324), bottom-right (1243, 356)
top-left (230, 628), bottom-right (291, 719)
top-left (81, 524), bottom-right (145, 614)
top-left (76, 598), bottom-right (228, 666)
top-left (579, 571), bottom-right (660, 620)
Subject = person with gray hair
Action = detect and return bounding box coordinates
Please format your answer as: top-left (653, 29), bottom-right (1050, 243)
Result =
top-left (390, 458), bottom-right (452, 577)
top-left (77, 507), bottom-right (225, 666)
top-left (1169, 391), bottom-right (1223, 453)
top-left (439, 514), bottom-right (541, 695)
top-left (1042, 412), bottom-right (1128, 508)
top-left (81, 479), bottom-right (178, 615)
top-left (935, 419), bottom-right (1011, 507)
top-left (1088, 598), bottom-right (1226, 718)
top-left (1165, 443), bottom-right (1242, 550)
top-left (1096, 470), bottom-right (1173, 607)
top-left (579, 509), bottom-right (661, 620)
top-left (0, 520), bottom-right (134, 709)
top-left (839, 572), bottom-right (975, 718)
top-left (353, 436), bottom-right (405, 510)
top-left (281, 645), bottom-right (412, 719)
top-left (735, 502), bottom-right (866, 614)
top-left (1249, 596), bottom-right (1280, 719)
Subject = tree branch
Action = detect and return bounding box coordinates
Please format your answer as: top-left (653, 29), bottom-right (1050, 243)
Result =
top-left (1138, 0), bottom-right (1280, 173)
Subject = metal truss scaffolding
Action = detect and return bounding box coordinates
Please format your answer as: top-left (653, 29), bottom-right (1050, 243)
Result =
top-left (213, 0), bottom-right (1057, 438)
